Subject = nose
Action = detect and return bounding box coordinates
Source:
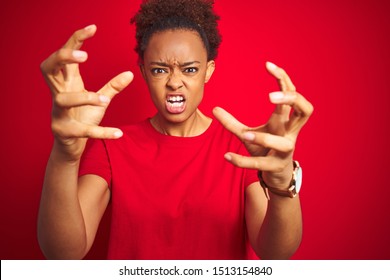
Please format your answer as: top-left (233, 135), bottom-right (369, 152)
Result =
top-left (166, 69), bottom-right (183, 90)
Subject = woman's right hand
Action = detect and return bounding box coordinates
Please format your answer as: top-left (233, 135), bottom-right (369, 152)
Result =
top-left (40, 25), bottom-right (133, 161)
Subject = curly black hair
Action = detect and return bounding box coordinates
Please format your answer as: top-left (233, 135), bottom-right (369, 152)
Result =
top-left (130, 0), bottom-right (222, 62)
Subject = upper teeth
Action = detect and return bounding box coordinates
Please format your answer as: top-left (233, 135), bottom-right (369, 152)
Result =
top-left (168, 96), bottom-right (184, 102)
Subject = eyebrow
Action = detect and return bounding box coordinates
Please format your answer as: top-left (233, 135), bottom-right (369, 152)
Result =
top-left (149, 61), bottom-right (201, 67)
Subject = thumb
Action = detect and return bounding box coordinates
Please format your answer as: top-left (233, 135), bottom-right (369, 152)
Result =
top-left (98, 71), bottom-right (134, 98)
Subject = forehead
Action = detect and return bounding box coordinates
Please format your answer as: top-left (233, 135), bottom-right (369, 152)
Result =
top-left (143, 29), bottom-right (207, 63)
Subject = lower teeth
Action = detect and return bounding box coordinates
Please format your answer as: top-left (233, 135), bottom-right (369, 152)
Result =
top-left (169, 102), bottom-right (183, 108)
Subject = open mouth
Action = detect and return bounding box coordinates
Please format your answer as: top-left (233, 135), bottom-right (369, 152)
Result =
top-left (167, 95), bottom-right (185, 107)
top-left (166, 95), bottom-right (186, 113)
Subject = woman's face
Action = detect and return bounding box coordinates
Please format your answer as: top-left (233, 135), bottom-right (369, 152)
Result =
top-left (141, 29), bottom-right (215, 125)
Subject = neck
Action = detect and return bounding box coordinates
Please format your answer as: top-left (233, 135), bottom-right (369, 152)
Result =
top-left (150, 110), bottom-right (211, 137)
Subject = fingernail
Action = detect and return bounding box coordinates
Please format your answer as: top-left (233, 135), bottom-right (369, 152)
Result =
top-left (113, 130), bottom-right (123, 138)
top-left (84, 24), bottom-right (96, 31)
top-left (99, 95), bottom-right (110, 103)
top-left (124, 71), bottom-right (134, 78)
top-left (266, 61), bottom-right (278, 70)
top-left (72, 50), bottom-right (87, 59)
top-left (269, 91), bottom-right (285, 101)
top-left (224, 153), bottom-right (232, 161)
top-left (243, 132), bottom-right (255, 141)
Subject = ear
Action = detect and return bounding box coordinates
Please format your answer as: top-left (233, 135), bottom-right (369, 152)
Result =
top-left (205, 60), bottom-right (215, 83)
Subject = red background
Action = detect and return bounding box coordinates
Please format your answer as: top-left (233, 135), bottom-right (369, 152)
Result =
top-left (1, 0), bottom-right (390, 259)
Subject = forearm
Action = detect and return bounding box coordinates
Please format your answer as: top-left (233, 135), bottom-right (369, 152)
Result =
top-left (38, 141), bottom-right (87, 259)
top-left (256, 194), bottom-right (302, 259)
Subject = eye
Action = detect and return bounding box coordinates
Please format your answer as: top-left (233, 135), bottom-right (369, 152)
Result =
top-left (183, 67), bottom-right (198, 74)
top-left (151, 68), bottom-right (168, 75)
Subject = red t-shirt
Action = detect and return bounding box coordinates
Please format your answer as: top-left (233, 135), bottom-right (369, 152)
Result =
top-left (79, 119), bottom-right (259, 259)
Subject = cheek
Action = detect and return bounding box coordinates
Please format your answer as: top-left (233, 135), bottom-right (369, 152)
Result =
top-left (193, 78), bottom-right (206, 96)
top-left (187, 72), bottom-right (207, 91)
top-left (146, 79), bottom-right (165, 97)
top-left (188, 80), bottom-right (205, 104)
top-left (192, 81), bottom-right (205, 95)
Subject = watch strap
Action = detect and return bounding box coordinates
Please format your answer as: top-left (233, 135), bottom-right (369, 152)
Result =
top-left (258, 161), bottom-right (300, 200)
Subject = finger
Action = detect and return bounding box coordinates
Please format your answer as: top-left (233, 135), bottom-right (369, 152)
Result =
top-left (97, 71), bottom-right (134, 99)
top-left (61, 25), bottom-right (96, 80)
top-left (54, 121), bottom-right (123, 139)
top-left (267, 91), bottom-right (292, 125)
top-left (269, 91), bottom-right (314, 134)
top-left (40, 48), bottom-right (88, 76)
top-left (288, 94), bottom-right (314, 135)
top-left (41, 24), bottom-right (95, 75)
top-left (269, 91), bottom-right (313, 116)
top-left (212, 107), bottom-right (249, 139)
top-left (41, 25), bottom-right (96, 85)
top-left (266, 62), bottom-right (296, 92)
top-left (82, 124), bottom-right (123, 139)
top-left (63, 24), bottom-right (97, 50)
top-left (266, 62), bottom-right (296, 117)
top-left (54, 92), bottom-right (111, 108)
top-left (242, 131), bottom-right (294, 153)
top-left (224, 153), bottom-right (286, 172)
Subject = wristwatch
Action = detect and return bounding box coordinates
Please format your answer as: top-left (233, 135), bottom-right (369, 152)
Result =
top-left (258, 160), bottom-right (302, 200)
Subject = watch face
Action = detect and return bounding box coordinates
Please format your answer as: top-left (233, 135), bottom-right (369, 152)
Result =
top-left (295, 166), bottom-right (303, 193)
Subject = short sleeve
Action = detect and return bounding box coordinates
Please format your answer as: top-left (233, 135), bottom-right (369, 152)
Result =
top-left (244, 168), bottom-right (259, 188)
top-left (79, 139), bottom-right (112, 186)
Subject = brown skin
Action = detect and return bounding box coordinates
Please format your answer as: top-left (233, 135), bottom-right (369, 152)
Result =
top-left (38, 25), bottom-right (133, 259)
top-left (38, 25), bottom-right (313, 259)
top-left (140, 30), bottom-right (215, 136)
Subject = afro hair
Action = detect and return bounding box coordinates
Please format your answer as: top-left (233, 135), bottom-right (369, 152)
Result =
top-left (131, 0), bottom-right (222, 61)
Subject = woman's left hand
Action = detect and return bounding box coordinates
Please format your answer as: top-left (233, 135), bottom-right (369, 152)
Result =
top-left (213, 62), bottom-right (313, 190)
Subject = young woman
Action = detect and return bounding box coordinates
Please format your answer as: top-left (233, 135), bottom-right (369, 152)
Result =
top-left (38, 0), bottom-right (313, 260)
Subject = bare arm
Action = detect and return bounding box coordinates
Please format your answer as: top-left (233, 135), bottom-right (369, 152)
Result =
top-left (38, 148), bottom-right (110, 259)
top-left (37, 25), bottom-right (133, 259)
top-left (245, 182), bottom-right (302, 259)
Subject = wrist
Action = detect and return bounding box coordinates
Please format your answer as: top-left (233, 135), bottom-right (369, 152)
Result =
top-left (261, 163), bottom-right (294, 190)
top-left (51, 138), bottom-right (86, 164)
top-left (259, 161), bottom-right (302, 200)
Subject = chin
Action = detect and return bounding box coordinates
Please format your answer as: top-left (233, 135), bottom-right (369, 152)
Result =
top-left (165, 114), bottom-right (190, 124)
top-left (160, 111), bottom-right (194, 124)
